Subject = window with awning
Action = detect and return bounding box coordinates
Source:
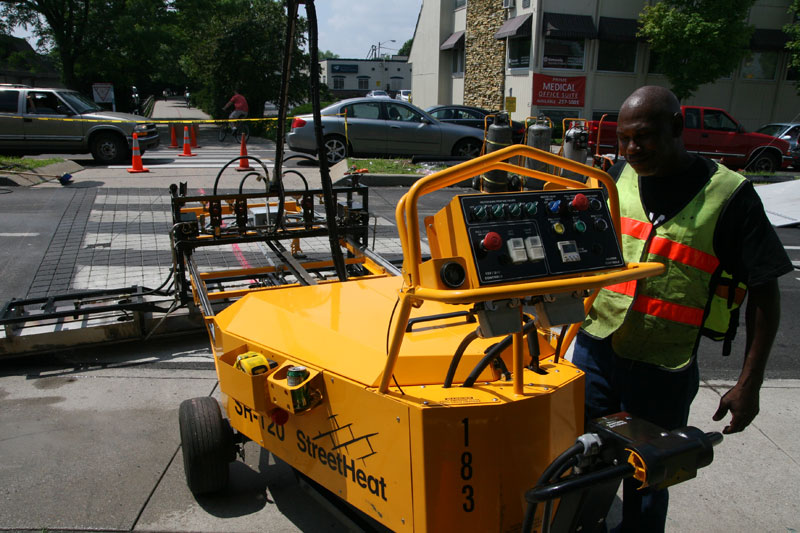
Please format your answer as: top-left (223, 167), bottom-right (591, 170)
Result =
top-left (542, 13), bottom-right (597, 71)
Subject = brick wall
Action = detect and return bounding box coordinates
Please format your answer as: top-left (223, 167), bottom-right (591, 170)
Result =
top-left (464, 0), bottom-right (506, 110)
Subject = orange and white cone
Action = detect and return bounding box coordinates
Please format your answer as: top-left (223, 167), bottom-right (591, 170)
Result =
top-left (168, 124), bottom-right (179, 148)
top-left (127, 133), bottom-right (149, 173)
top-left (190, 123), bottom-right (200, 148)
top-left (178, 126), bottom-right (197, 157)
top-left (236, 133), bottom-right (251, 171)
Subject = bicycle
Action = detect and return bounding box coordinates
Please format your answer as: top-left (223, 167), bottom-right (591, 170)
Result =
top-left (218, 118), bottom-right (250, 143)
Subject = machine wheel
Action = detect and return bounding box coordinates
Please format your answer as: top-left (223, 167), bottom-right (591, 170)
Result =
top-left (178, 396), bottom-right (235, 495)
top-left (323, 134), bottom-right (348, 164)
top-left (452, 138), bottom-right (482, 159)
top-left (90, 132), bottom-right (128, 164)
top-left (746, 152), bottom-right (779, 173)
top-left (218, 125), bottom-right (228, 142)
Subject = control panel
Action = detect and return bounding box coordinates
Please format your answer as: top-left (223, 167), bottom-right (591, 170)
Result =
top-left (456, 189), bottom-right (623, 286)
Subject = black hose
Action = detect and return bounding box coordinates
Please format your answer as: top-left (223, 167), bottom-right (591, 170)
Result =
top-left (521, 442), bottom-right (584, 533)
top-left (282, 169), bottom-right (309, 191)
top-left (305, 0), bottom-right (348, 281)
top-left (553, 324), bottom-right (568, 364)
top-left (443, 330), bottom-right (479, 388)
top-left (462, 319), bottom-right (538, 388)
top-left (238, 171), bottom-right (267, 194)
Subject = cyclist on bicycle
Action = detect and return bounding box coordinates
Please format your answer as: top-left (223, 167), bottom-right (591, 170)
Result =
top-left (223, 89), bottom-right (249, 136)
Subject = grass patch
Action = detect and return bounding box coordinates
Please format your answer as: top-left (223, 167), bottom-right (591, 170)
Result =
top-left (0, 155), bottom-right (64, 171)
top-left (347, 158), bottom-right (447, 175)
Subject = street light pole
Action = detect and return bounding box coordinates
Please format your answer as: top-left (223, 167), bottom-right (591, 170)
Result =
top-left (376, 39), bottom-right (396, 59)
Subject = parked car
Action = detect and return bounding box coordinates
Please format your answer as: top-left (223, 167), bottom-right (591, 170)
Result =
top-left (287, 97), bottom-right (484, 164)
top-left (426, 104), bottom-right (526, 144)
top-left (365, 90), bottom-right (390, 98)
top-left (586, 106), bottom-right (793, 172)
top-left (263, 101), bottom-right (279, 117)
top-left (396, 90), bottom-right (412, 102)
top-left (755, 122), bottom-right (800, 168)
top-left (0, 85), bottom-right (159, 163)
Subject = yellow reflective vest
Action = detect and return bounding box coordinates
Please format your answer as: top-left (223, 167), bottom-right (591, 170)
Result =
top-left (582, 162), bottom-right (746, 369)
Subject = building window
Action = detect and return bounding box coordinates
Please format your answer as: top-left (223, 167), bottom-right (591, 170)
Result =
top-left (357, 77), bottom-right (370, 90)
top-left (741, 51), bottom-right (778, 80)
top-left (788, 66), bottom-right (800, 81)
top-left (332, 77), bottom-right (344, 90)
top-left (597, 41), bottom-right (636, 72)
top-left (509, 37), bottom-right (532, 69)
top-left (543, 38), bottom-right (585, 70)
top-left (452, 47), bottom-right (465, 75)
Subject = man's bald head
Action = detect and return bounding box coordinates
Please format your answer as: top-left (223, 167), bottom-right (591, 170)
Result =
top-left (620, 86), bottom-right (682, 137)
top-left (616, 86), bottom-right (691, 177)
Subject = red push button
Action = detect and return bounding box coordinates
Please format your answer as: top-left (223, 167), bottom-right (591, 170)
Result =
top-left (570, 193), bottom-right (589, 212)
top-left (482, 231), bottom-right (503, 251)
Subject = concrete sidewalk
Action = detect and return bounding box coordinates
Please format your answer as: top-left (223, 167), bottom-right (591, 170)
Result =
top-left (0, 338), bottom-right (797, 532)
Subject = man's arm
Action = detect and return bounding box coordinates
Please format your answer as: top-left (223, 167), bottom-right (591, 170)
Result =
top-left (712, 279), bottom-right (780, 434)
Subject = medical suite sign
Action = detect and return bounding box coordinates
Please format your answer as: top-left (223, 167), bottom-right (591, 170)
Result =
top-left (532, 75), bottom-right (586, 107)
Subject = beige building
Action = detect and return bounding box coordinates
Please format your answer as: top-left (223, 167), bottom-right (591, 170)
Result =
top-left (409, 0), bottom-right (800, 132)
top-left (320, 58), bottom-right (412, 100)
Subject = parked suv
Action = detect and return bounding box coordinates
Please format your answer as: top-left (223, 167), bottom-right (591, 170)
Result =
top-left (0, 85), bottom-right (159, 163)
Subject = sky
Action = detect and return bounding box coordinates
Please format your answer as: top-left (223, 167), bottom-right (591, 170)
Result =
top-left (312, 0), bottom-right (422, 59)
top-left (11, 1), bottom-right (424, 60)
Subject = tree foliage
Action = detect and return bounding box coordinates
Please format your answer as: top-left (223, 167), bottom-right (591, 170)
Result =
top-left (638, 0), bottom-right (756, 101)
top-left (398, 38), bottom-right (412, 57)
top-left (0, 0), bottom-right (312, 115)
top-left (786, 0), bottom-right (800, 92)
top-left (177, 0), bottom-right (309, 119)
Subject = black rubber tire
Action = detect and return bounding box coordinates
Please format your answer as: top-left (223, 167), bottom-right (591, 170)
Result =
top-left (234, 124), bottom-right (250, 144)
top-left (218, 126), bottom-right (227, 142)
top-left (746, 152), bottom-right (779, 173)
top-left (323, 134), bottom-right (348, 164)
top-left (178, 397), bottom-right (234, 495)
top-left (452, 138), bottom-right (482, 159)
top-left (90, 132), bottom-right (129, 164)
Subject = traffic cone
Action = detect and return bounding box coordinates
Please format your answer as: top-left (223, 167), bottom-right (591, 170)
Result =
top-left (190, 123), bottom-right (200, 148)
top-left (168, 124), bottom-right (179, 148)
top-left (178, 126), bottom-right (197, 157)
top-left (236, 134), bottom-right (251, 171)
top-left (127, 133), bottom-right (150, 173)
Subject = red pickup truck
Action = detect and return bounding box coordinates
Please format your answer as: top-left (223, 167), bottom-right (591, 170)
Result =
top-left (587, 106), bottom-right (793, 172)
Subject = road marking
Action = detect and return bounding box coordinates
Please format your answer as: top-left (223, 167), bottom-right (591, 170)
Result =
top-left (0, 232), bottom-right (40, 237)
top-left (785, 246), bottom-right (800, 250)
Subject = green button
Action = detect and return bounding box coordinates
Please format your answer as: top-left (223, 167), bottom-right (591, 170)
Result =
top-left (574, 220), bottom-right (587, 233)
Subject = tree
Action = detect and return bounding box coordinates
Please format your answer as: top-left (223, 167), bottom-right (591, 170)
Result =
top-left (0, 0), bottom-right (94, 88)
top-left (638, 0), bottom-right (756, 101)
top-left (398, 38), bottom-right (412, 57)
top-left (319, 49), bottom-right (339, 59)
top-left (177, 0), bottom-right (310, 119)
top-left (785, 0), bottom-right (800, 91)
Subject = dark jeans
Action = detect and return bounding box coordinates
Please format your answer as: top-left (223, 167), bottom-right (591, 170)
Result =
top-left (571, 331), bottom-right (700, 532)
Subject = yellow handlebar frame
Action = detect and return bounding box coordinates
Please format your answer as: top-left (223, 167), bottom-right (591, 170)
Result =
top-left (379, 144), bottom-right (663, 393)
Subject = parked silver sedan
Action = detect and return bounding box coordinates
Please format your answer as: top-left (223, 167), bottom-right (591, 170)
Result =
top-left (287, 97), bottom-right (484, 164)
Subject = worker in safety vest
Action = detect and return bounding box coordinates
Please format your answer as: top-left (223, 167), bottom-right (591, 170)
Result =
top-left (572, 86), bottom-right (792, 531)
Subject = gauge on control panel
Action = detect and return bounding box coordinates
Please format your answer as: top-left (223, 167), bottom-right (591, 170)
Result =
top-left (557, 241), bottom-right (581, 263)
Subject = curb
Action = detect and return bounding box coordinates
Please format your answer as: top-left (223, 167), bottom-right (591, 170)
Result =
top-left (0, 160), bottom-right (84, 187)
top-left (333, 173), bottom-right (474, 188)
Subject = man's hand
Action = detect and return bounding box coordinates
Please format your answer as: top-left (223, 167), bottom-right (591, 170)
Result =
top-left (712, 382), bottom-right (760, 434)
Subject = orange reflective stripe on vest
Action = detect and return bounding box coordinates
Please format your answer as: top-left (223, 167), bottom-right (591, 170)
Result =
top-left (620, 216), bottom-right (651, 240)
top-left (649, 236), bottom-right (720, 274)
top-left (631, 295), bottom-right (705, 326)
top-left (605, 280), bottom-right (636, 297)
